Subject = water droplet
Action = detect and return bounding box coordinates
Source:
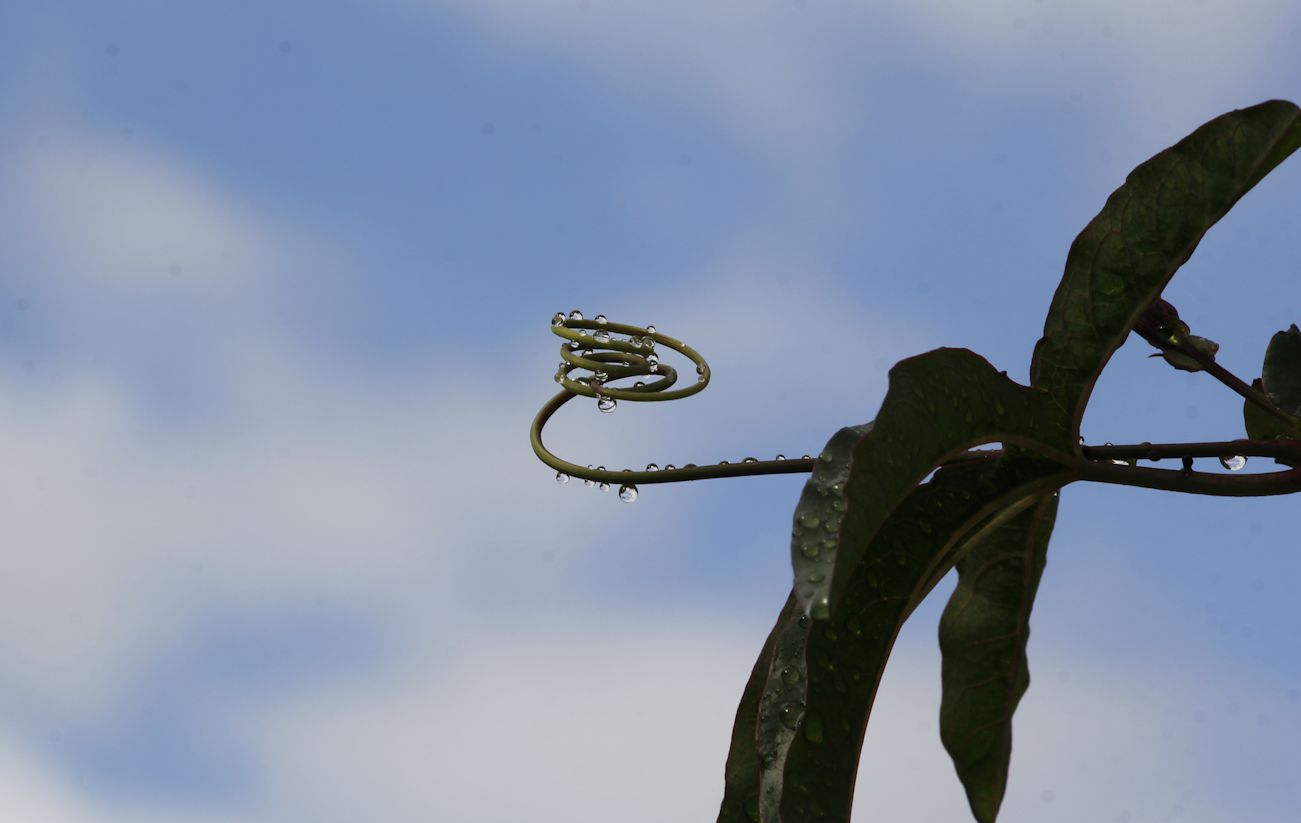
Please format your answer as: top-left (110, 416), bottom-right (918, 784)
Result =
top-left (633, 381), bottom-right (645, 388)
top-left (801, 454), bottom-right (811, 460)
top-left (810, 597), bottom-right (831, 620)
top-left (742, 456), bottom-right (758, 464)
top-left (798, 513), bottom-right (821, 529)
top-left (664, 464), bottom-right (676, 470)
top-left (594, 314), bottom-right (607, 325)
top-left (779, 703), bottom-right (804, 730)
top-left (646, 324), bottom-right (656, 334)
top-left (599, 482), bottom-right (610, 492)
top-left (594, 370), bottom-right (609, 381)
top-left (800, 542), bottom-right (819, 559)
top-left (806, 573), bottom-right (825, 584)
top-left (568, 341), bottom-right (581, 351)
top-left (618, 484), bottom-right (638, 503)
top-left (569, 310), bottom-right (584, 321)
top-left (775, 454), bottom-right (786, 461)
top-left (802, 712), bottom-right (824, 744)
top-left (781, 666), bottom-right (801, 685)
top-left (552, 312), bottom-right (567, 326)
top-left (1220, 455), bottom-right (1247, 471)
top-left (647, 354), bottom-right (659, 372)
top-left (719, 460), bottom-right (730, 465)
top-left (645, 463), bottom-right (660, 471)
top-left (819, 451), bottom-right (834, 462)
top-left (696, 363), bottom-right (706, 375)
top-left (684, 463), bottom-right (697, 469)
top-left (593, 330), bottom-right (610, 344)
top-left (597, 396), bottom-right (617, 413)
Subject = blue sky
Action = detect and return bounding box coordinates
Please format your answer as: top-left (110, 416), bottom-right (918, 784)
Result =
top-left (2, 2), bottom-right (1301, 821)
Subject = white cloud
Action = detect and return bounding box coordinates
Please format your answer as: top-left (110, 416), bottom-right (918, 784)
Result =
top-left (397, 0), bottom-right (1298, 164)
top-left (214, 613), bottom-right (1288, 823)
top-left (0, 732), bottom-right (239, 823)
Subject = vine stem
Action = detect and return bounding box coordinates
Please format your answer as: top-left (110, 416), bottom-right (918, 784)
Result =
top-left (1135, 298), bottom-right (1298, 429)
top-left (1077, 439), bottom-right (1301, 496)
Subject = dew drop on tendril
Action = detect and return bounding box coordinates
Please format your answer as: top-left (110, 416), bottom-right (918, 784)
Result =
top-left (775, 454), bottom-right (786, 461)
top-left (594, 314), bottom-right (607, 325)
top-left (552, 312), bottom-right (566, 326)
top-left (742, 457), bottom-right (757, 463)
top-left (664, 464), bottom-right (676, 470)
top-left (556, 471), bottom-right (570, 484)
top-left (646, 463), bottom-right (659, 472)
top-left (599, 482), bottom-right (610, 492)
top-left (618, 483), bottom-right (638, 503)
top-left (593, 330), bottom-right (610, 344)
top-left (646, 325), bottom-right (656, 334)
top-left (569, 310), bottom-right (583, 321)
top-left (584, 465), bottom-right (595, 487)
top-left (597, 396), bottom-right (617, 413)
top-left (1220, 455), bottom-right (1247, 471)
top-left (634, 381), bottom-right (645, 388)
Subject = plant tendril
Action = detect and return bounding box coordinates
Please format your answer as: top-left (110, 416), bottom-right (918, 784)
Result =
top-left (531, 314), bottom-right (814, 486)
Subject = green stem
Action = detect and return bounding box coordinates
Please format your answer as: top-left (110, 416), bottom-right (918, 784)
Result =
top-left (1083, 439), bottom-right (1301, 463)
top-left (1134, 298), bottom-right (1297, 429)
top-left (1076, 459), bottom-right (1301, 496)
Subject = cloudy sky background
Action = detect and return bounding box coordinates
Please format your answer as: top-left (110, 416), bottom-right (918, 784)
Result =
top-left (2, 2), bottom-right (1301, 821)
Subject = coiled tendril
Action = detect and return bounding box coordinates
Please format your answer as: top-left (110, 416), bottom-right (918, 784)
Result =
top-left (531, 311), bottom-right (816, 490)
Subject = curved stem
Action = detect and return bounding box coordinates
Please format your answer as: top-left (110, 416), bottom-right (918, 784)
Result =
top-left (1083, 439), bottom-right (1301, 463)
top-left (531, 390), bottom-right (816, 485)
top-left (1076, 459), bottom-right (1301, 496)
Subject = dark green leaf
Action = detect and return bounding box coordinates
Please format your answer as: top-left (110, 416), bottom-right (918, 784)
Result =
top-left (938, 494), bottom-right (1059, 823)
top-left (1243, 325), bottom-right (1301, 454)
top-left (1031, 99), bottom-right (1301, 436)
top-left (747, 456), bottom-right (1072, 823)
top-left (791, 348), bottom-right (1072, 621)
top-left (719, 591), bottom-right (799, 823)
top-left (1262, 324), bottom-right (1301, 417)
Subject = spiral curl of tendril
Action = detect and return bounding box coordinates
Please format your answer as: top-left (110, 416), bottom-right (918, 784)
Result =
top-left (531, 313), bottom-right (816, 486)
